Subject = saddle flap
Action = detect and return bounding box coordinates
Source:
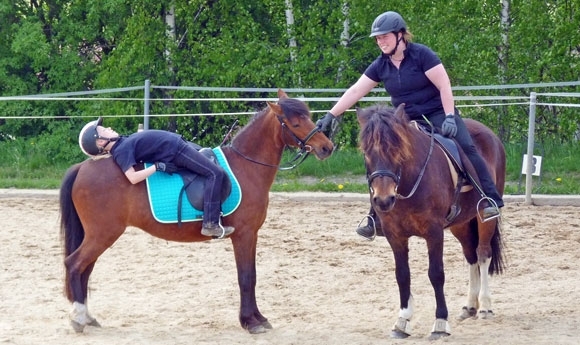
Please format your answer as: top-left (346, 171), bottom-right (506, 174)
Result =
top-left (179, 166), bottom-right (232, 210)
top-left (411, 121), bottom-right (472, 192)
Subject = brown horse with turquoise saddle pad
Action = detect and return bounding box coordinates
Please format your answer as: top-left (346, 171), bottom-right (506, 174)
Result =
top-left (59, 89), bottom-right (333, 334)
top-left (356, 103), bottom-right (506, 340)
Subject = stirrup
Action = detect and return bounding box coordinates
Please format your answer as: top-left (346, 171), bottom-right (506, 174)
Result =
top-left (215, 215), bottom-right (233, 239)
top-left (477, 197), bottom-right (500, 223)
top-left (356, 215), bottom-right (377, 241)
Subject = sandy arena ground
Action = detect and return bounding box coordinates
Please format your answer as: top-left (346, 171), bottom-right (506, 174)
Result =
top-left (1, 191), bottom-right (579, 344)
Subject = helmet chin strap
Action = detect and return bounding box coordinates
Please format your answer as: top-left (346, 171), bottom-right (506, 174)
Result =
top-left (98, 136), bottom-right (119, 153)
top-left (386, 32), bottom-right (404, 57)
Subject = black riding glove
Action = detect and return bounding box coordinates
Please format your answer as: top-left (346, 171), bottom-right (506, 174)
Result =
top-left (316, 111), bottom-right (343, 140)
top-left (155, 162), bottom-right (179, 174)
top-left (441, 114), bottom-right (458, 138)
top-left (316, 112), bottom-right (336, 133)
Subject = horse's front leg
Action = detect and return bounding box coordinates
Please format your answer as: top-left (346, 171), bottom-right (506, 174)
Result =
top-left (427, 233), bottom-right (451, 340)
top-left (388, 238), bottom-right (414, 339)
top-left (232, 233), bottom-right (271, 334)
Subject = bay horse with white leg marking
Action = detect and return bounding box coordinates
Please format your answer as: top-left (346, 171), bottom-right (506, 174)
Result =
top-left (59, 89), bottom-right (333, 334)
top-left (356, 103), bottom-right (506, 340)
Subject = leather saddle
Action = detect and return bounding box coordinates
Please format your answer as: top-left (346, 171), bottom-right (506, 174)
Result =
top-left (177, 145), bottom-right (232, 212)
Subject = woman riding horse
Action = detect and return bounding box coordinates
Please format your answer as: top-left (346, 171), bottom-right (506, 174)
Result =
top-left (317, 10), bottom-right (503, 239)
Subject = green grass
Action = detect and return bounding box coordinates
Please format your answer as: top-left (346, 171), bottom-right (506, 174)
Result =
top-left (1, 141), bottom-right (579, 194)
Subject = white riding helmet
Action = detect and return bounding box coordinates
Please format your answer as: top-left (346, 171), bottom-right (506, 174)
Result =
top-left (78, 117), bottom-right (104, 156)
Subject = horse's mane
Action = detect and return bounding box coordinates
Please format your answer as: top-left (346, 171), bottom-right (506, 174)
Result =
top-left (278, 98), bottom-right (311, 120)
top-left (358, 104), bottom-right (413, 167)
top-left (231, 98), bottom-right (310, 144)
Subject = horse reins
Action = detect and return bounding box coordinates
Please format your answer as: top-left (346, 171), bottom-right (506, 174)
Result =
top-left (229, 115), bottom-right (321, 171)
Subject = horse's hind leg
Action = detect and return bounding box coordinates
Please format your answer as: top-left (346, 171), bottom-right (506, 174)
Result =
top-left (65, 236), bottom-right (120, 332)
top-left (474, 219), bottom-right (499, 319)
top-left (67, 260), bottom-right (101, 332)
top-left (454, 219), bottom-right (496, 321)
top-left (451, 220), bottom-right (480, 320)
top-left (475, 257), bottom-right (494, 319)
top-left (457, 263), bottom-right (480, 320)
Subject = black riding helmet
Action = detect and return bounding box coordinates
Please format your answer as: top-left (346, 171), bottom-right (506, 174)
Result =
top-left (369, 11), bottom-right (407, 37)
top-left (78, 117), bottom-right (103, 156)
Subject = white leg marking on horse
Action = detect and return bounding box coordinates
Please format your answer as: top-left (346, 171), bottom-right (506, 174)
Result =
top-left (478, 257), bottom-right (493, 318)
top-left (398, 295), bottom-right (414, 320)
top-left (70, 302), bottom-right (90, 331)
top-left (457, 263), bottom-right (481, 321)
top-left (393, 295), bottom-right (414, 336)
top-left (468, 263), bottom-right (481, 309)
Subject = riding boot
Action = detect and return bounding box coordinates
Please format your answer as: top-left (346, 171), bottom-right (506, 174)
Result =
top-left (446, 113), bottom-right (503, 222)
top-left (201, 202), bottom-right (235, 238)
top-left (201, 222), bottom-right (235, 238)
top-left (356, 207), bottom-right (383, 240)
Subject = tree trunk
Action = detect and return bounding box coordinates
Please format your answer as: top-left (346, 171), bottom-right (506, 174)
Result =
top-left (284, 0), bottom-right (301, 87)
top-left (498, 0), bottom-right (511, 141)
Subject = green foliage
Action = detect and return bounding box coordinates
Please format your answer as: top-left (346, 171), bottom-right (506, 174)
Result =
top-left (0, 0), bottom-right (579, 151)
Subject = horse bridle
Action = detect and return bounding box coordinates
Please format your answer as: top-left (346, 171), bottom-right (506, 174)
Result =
top-left (367, 121), bottom-right (436, 200)
top-left (230, 115), bottom-right (321, 171)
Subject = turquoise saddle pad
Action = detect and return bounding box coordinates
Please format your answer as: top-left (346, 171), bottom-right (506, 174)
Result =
top-left (145, 147), bottom-right (242, 223)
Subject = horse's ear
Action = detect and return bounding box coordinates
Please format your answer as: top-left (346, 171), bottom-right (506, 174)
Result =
top-left (277, 89), bottom-right (289, 99)
top-left (267, 101), bottom-right (283, 116)
top-left (394, 103), bottom-right (407, 120)
top-left (356, 107), bottom-right (366, 126)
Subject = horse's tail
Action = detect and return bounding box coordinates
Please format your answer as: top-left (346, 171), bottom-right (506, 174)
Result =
top-left (489, 221), bottom-right (506, 275)
top-left (59, 162), bottom-right (84, 301)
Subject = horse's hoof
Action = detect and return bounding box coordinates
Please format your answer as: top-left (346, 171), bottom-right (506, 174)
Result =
top-left (479, 310), bottom-right (494, 319)
top-left (430, 318), bottom-right (451, 339)
top-left (429, 331), bottom-right (450, 341)
top-left (248, 324), bottom-right (269, 334)
top-left (261, 320), bottom-right (273, 330)
top-left (391, 317), bottom-right (411, 338)
top-left (456, 306), bottom-right (477, 321)
top-left (391, 317), bottom-right (411, 339)
top-left (70, 320), bottom-right (85, 333)
top-left (88, 318), bottom-right (102, 328)
top-left (390, 330), bottom-right (410, 339)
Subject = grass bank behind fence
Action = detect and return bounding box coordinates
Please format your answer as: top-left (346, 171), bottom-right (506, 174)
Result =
top-left (0, 140), bottom-right (578, 194)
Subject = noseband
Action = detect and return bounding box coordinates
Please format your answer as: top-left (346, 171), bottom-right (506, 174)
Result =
top-left (368, 169), bottom-right (401, 191)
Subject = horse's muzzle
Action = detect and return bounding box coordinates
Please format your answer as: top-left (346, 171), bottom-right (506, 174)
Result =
top-left (313, 142), bottom-right (334, 160)
top-left (372, 194), bottom-right (397, 213)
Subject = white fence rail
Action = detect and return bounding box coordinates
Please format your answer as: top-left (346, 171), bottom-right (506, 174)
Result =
top-left (1, 80), bottom-right (579, 204)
